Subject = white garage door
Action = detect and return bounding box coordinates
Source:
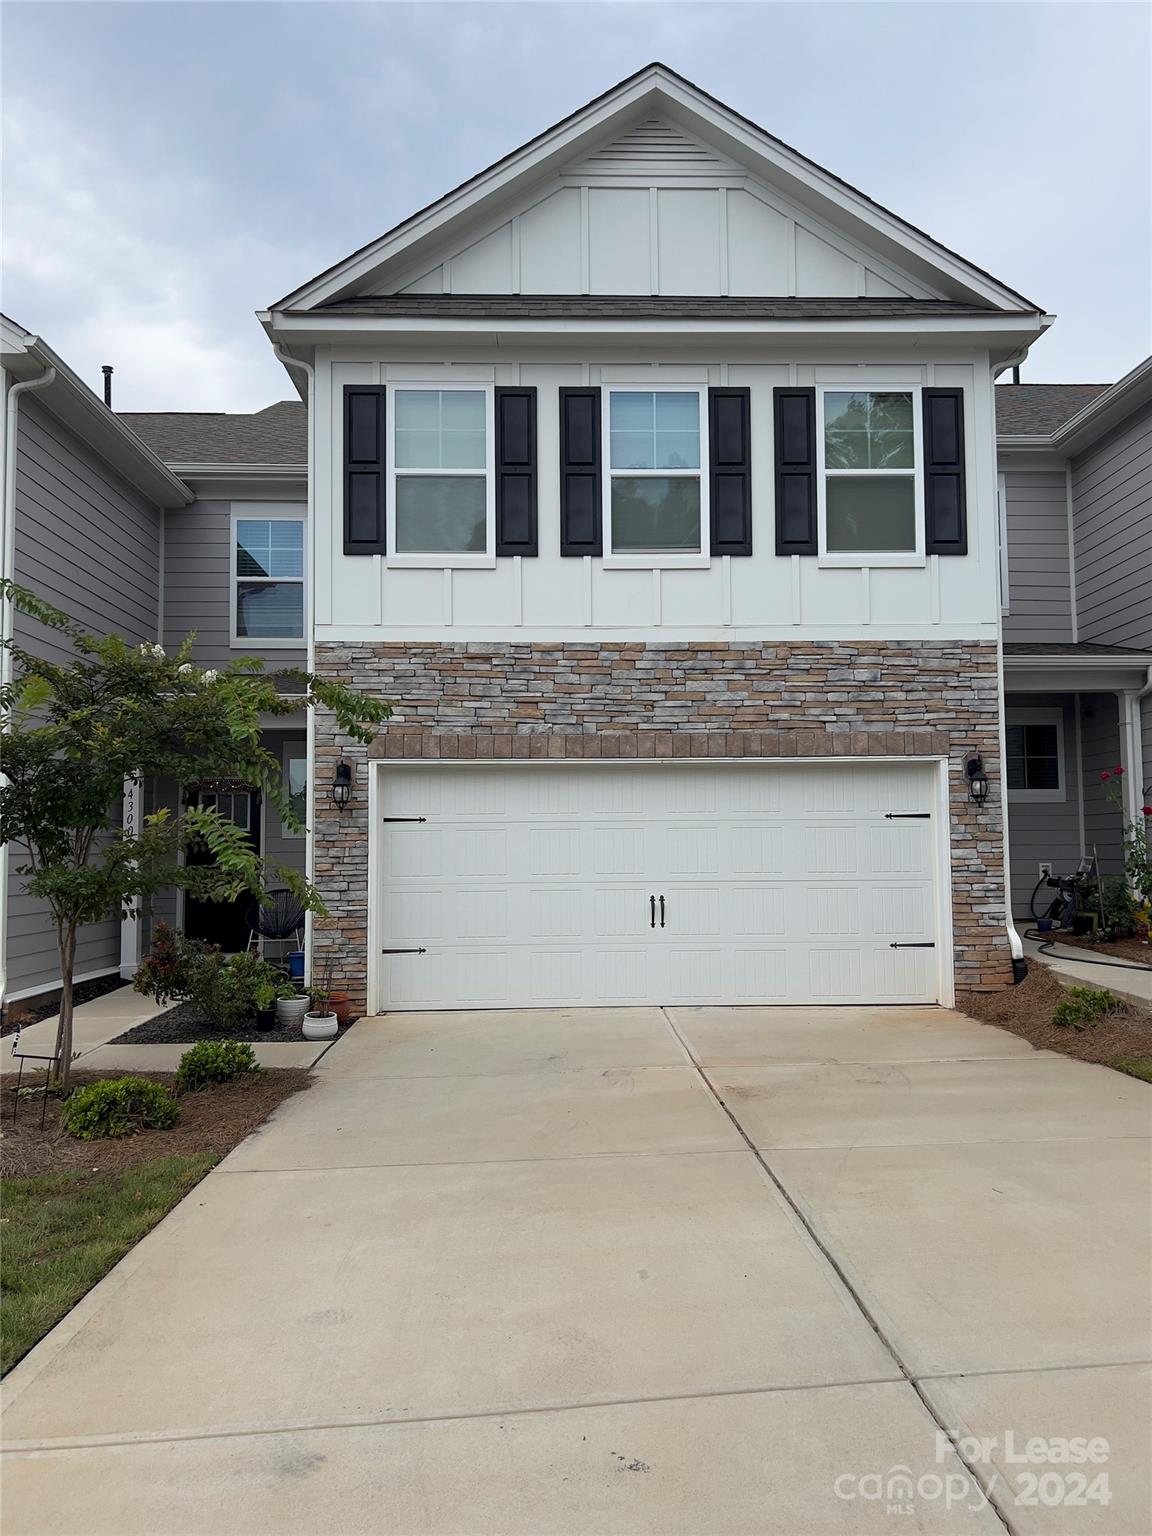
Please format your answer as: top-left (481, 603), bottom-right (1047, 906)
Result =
top-left (376, 761), bottom-right (942, 1011)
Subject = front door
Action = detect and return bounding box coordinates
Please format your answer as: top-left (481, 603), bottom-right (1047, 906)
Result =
top-left (183, 785), bottom-right (261, 953)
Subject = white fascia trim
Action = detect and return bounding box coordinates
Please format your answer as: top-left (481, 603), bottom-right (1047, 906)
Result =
top-left (271, 313), bottom-right (1045, 340)
top-left (1004, 654), bottom-right (1152, 669)
top-left (2, 333), bottom-right (192, 507)
top-left (168, 463), bottom-right (307, 481)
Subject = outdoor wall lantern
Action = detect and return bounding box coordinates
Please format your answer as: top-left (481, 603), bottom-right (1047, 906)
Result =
top-left (331, 761), bottom-right (353, 812)
top-left (965, 753), bottom-right (990, 806)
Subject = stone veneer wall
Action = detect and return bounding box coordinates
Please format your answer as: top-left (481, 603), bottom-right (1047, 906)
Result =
top-left (312, 641), bottom-right (1009, 1010)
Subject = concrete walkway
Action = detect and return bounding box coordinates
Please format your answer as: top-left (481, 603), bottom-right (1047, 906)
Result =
top-left (4, 1004), bottom-right (1150, 1534)
top-left (1023, 935), bottom-right (1152, 1007)
top-left (2, 984), bottom-right (330, 1073)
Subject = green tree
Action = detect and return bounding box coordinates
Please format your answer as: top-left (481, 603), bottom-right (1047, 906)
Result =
top-left (0, 580), bottom-right (389, 1086)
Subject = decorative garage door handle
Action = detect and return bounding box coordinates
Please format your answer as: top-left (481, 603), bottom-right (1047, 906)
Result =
top-left (659, 895), bottom-right (666, 928)
top-left (650, 895), bottom-right (656, 928)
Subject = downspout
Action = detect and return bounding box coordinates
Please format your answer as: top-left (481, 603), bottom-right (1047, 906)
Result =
top-left (990, 348), bottom-right (1029, 978)
top-left (271, 345), bottom-right (315, 983)
top-left (0, 359), bottom-right (57, 1018)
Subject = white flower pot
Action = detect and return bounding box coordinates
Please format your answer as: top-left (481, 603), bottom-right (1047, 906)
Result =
top-left (277, 996), bottom-right (309, 1028)
top-left (303, 1011), bottom-right (338, 1040)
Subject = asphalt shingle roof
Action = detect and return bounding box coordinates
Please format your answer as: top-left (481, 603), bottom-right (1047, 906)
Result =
top-left (1004, 642), bottom-right (1152, 657)
top-left (994, 384), bottom-right (1109, 437)
top-left (118, 401), bottom-right (306, 465)
top-left (312, 295), bottom-right (1010, 321)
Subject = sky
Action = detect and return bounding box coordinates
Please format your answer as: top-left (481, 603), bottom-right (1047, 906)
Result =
top-left (3, 1), bottom-right (1149, 412)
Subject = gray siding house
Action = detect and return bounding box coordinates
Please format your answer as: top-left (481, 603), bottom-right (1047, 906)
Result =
top-left (1, 73), bottom-right (1148, 1017)
top-left (997, 360), bottom-right (1152, 918)
top-left (1, 316), bottom-right (307, 1015)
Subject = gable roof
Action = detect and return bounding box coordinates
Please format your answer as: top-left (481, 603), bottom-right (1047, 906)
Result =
top-left (117, 401), bottom-right (307, 466)
top-left (995, 384), bottom-right (1110, 436)
top-left (270, 63), bottom-right (1043, 315)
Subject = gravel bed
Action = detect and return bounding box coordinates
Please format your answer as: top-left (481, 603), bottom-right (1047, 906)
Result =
top-left (109, 1001), bottom-right (358, 1046)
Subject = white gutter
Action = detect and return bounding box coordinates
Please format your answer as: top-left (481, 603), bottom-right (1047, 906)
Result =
top-left (1, 357), bottom-right (57, 1015)
top-left (272, 344), bottom-right (315, 984)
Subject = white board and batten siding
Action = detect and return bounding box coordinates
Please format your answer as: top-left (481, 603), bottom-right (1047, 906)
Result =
top-left (313, 355), bottom-right (1000, 644)
top-left (371, 760), bottom-right (950, 1013)
top-left (386, 119), bottom-right (936, 302)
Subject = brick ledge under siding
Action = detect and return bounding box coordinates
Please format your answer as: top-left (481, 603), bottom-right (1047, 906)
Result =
top-left (366, 728), bottom-right (951, 760)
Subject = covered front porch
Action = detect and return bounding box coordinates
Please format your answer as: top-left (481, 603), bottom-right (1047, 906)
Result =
top-left (1004, 643), bottom-right (1152, 920)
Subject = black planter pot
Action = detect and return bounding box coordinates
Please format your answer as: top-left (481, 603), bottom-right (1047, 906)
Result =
top-left (255, 1007), bottom-right (278, 1033)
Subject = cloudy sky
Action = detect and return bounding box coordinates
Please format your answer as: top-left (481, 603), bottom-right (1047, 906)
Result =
top-left (4, 1), bottom-right (1149, 411)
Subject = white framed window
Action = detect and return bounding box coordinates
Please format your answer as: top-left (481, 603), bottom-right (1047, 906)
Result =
top-left (603, 386), bottom-right (709, 566)
top-left (282, 746), bottom-right (307, 838)
top-left (386, 383), bottom-right (495, 567)
top-left (1006, 710), bottom-right (1065, 802)
top-left (817, 385), bottom-right (924, 566)
top-left (231, 508), bottom-right (306, 645)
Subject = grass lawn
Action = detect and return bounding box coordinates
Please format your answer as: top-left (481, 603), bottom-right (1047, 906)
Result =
top-left (1112, 1056), bottom-right (1152, 1083)
top-left (1, 1063), bottom-right (317, 1377)
top-left (2, 1154), bottom-right (217, 1375)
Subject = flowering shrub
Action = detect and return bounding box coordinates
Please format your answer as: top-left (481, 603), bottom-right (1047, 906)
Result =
top-left (1100, 766), bottom-right (1152, 907)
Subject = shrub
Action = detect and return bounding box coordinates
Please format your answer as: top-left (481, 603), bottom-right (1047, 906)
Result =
top-left (1052, 985), bottom-right (1125, 1031)
top-left (62, 1077), bottom-right (181, 1140)
top-left (177, 1039), bottom-right (260, 1091)
top-left (133, 922), bottom-right (216, 1006)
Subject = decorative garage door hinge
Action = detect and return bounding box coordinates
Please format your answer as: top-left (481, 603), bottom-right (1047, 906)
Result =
top-left (884, 812), bottom-right (930, 819)
top-left (889, 942), bottom-right (936, 948)
top-left (382, 816), bottom-right (427, 823)
top-left (381, 947), bottom-right (428, 954)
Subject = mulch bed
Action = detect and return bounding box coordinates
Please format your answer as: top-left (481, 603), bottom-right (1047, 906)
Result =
top-left (1, 975), bottom-right (129, 1038)
top-left (1051, 933), bottom-right (1152, 966)
top-left (0, 1069), bottom-right (313, 1179)
top-left (958, 962), bottom-right (1152, 1068)
top-left (107, 1001), bottom-right (358, 1046)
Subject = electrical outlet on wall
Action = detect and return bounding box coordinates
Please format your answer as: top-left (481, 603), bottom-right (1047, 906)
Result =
top-left (1038, 862), bottom-right (1053, 880)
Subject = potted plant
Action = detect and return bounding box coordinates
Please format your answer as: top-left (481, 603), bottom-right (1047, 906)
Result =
top-left (275, 979), bottom-right (309, 1030)
top-left (303, 981), bottom-right (338, 1040)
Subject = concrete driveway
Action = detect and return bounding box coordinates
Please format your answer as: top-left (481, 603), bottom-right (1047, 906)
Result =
top-left (4, 1004), bottom-right (1150, 1534)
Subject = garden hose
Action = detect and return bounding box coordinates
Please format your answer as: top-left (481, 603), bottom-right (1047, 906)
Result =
top-left (1023, 929), bottom-right (1152, 973)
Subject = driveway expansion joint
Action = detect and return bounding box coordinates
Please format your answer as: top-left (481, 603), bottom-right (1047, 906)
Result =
top-left (657, 1006), bottom-right (1019, 1536)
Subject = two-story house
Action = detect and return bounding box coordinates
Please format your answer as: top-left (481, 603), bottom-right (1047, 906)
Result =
top-left (257, 63), bottom-right (1053, 1017)
top-left (5, 65), bottom-right (1147, 1026)
top-left (997, 361), bottom-right (1152, 917)
top-left (0, 315), bottom-right (308, 1016)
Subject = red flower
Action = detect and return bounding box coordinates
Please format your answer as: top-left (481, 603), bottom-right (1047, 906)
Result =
top-left (1114, 765), bottom-right (1126, 776)
top-left (1143, 806), bottom-right (1152, 817)
top-left (1100, 771), bottom-right (1110, 781)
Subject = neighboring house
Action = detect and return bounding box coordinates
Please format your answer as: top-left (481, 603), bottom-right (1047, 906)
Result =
top-left (996, 362), bottom-right (1152, 917)
top-left (0, 316), bottom-right (308, 1015)
top-left (5, 65), bottom-right (1145, 1023)
top-left (259, 62), bottom-right (1054, 1016)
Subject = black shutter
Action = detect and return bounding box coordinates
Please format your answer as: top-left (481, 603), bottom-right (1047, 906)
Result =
top-left (708, 387), bottom-right (752, 556)
top-left (923, 387), bottom-right (967, 555)
top-left (494, 386), bottom-right (537, 556)
top-left (343, 385), bottom-right (387, 555)
top-left (559, 387), bottom-right (602, 556)
top-left (773, 387), bottom-right (817, 555)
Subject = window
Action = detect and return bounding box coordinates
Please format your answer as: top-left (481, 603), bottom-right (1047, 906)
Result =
top-left (819, 388), bottom-right (921, 560)
top-left (233, 515), bottom-right (305, 643)
top-left (1006, 714), bottom-right (1065, 801)
top-left (282, 751), bottom-right (307, 838)
top-left (390, 387), bottom-right (492, 561)
top-left (605, 388), bottom-right (706, 560)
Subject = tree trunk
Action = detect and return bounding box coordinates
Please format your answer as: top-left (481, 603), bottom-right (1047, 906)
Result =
top-left (52, 922), bottom-right (79, 1091)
